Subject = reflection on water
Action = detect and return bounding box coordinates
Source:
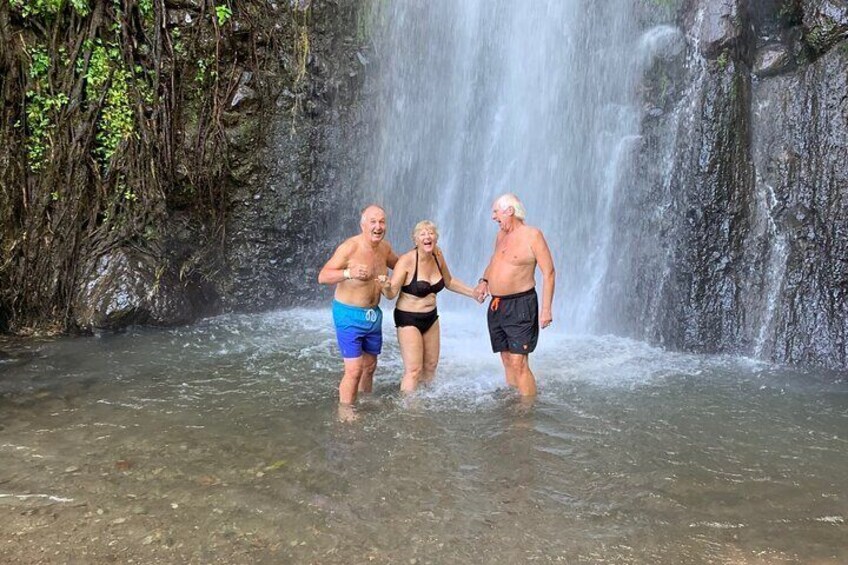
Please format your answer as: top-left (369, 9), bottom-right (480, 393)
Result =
top-left (1, 309), bottom-right (846, 563)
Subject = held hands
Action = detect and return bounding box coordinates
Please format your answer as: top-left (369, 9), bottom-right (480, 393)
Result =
top-left (376, 274), bottom-right (391, 294)
top-left (473, 281), bottom-right (489, 303)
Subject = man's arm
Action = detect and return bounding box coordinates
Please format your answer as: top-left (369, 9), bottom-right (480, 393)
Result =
top-left (387, 249), bottom-right (399, 270)
top-left (531, 229), bottom-right (555, 328)
top-left (318, 240), bottom-right (354, 285)
top-left (386, 243), bottom-right (399, 270)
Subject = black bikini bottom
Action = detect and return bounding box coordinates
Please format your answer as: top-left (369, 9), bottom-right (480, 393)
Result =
top-left (394, 308), bottom-right (439, 334)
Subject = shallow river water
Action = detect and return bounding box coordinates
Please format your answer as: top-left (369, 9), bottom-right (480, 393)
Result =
top-left (1, 309), bottom-right (846, 564)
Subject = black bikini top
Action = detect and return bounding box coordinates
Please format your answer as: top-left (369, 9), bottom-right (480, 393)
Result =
top-left (400, 248), bottom-right (445, 298)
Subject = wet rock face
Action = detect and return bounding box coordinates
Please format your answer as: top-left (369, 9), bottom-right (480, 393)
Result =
top-left (608, 0), bottom-right (848, 370)
top-left (750, 46), bottom-right (848, 368)
top-left (802, 0), bottom-right (848, 52)
top-left (220, 1), bottom-right (368, 311)
top-left (753, 42), bottom-right (793, 75)
top-left (696, 0), bottom-right (748, 57)
top-left (73, 250), bottom-right (195, 331)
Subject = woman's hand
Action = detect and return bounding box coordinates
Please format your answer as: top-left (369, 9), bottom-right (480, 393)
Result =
top-left (377, 274), bottom-right (392, 296)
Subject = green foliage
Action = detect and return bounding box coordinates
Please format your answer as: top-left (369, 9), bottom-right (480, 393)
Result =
top-left (214, 4), bottom-right (232, 26)
top-left (24, 90), bottom-right (69, 171)
top-left (717, 50), bottom-right (730, 71)
top-left (20, 35), bottom-right (137, 173)
top-left (777, 0), bottom-right (803, 27)
top-left (83, 41), bottom-right (136, 169)
top-left (116, 176), bottom-right (137, 203)
top-left (84, 40), bottom-right (110, 92)
top-left (8, 0), bottom-right (89, 18)
top-left (95, 66), bottom-right (135, 167)
top-left (21, 44), bottom-right (69, 171)
top-left (138, 0), bottom-right (153, 21)
top-left (28, 45), bottom-right (50, 78)
top-left (194, 57), bottom-right (218, 84)
top-left (2, 0), bottom-right (280, 332)
top-left (171, 28), bottom-right (186, 57)
top-left (805, 22), bottom-right (836, 52)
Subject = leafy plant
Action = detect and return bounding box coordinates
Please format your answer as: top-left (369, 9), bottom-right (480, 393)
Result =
top-left (214, 4), bottom-right (232, 26)
top-left (8, 0), bottom-right (89, 18)
top-left (717, 49), bottom-right (730, 71)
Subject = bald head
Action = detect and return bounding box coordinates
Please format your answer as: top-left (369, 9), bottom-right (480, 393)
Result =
top-left (360, 204), bottom-right (386, 225)
top-left (360, 204), bottom-right (387, 244)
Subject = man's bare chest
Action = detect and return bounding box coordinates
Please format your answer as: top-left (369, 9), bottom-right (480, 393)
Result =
top-left (496, 236), bottom-right (533, 265)
top-left (350, 247), bottom-right (387, 271)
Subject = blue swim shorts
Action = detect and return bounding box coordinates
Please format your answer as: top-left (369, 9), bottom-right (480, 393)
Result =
top-left (332, 300), bottom-right (383, 359)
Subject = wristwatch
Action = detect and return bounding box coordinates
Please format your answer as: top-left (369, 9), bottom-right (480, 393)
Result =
top-left (477, 277), bottom-right (488, 285)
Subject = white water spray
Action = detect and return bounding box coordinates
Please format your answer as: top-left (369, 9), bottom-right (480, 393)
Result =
top-left (362, 1), bottom-right (669, 331)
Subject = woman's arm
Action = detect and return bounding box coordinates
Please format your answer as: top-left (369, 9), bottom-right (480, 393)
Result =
top-left (381, 253), bottom-right (410, 300)
top-left (437, 249), bottom-right (479, 301)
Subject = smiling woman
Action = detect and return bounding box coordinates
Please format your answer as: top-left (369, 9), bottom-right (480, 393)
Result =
top-left (380, 220), bottom-right (482, 392)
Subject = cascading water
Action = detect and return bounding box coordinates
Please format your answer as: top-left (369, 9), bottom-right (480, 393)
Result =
top-left (361, 1), bottom-right (659, 330)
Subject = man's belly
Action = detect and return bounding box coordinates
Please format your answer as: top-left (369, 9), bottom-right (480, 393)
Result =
top-left (334, 285), bottom-right (380, 308)
top-left (488, 264), bottom-right (536, 296)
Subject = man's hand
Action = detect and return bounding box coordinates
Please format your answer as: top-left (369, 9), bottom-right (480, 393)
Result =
top-left (348, 263), bottom-right (372, 281)
top-left (376, 275), bottom-right (391, 292)
top-left (540, 308), bottom-right (553, 329)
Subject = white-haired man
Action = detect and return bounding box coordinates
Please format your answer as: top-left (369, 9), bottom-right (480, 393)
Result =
top-left (474, 193), bottom-right (555, 398)
top-left (319, 205), bottom-right (398, 407)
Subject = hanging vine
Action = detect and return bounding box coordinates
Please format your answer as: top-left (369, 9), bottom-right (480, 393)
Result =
top-left (0, 0), bottom-right (288, 333)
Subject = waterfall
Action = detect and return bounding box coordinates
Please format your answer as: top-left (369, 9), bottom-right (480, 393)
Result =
top-left (360, 1), bottom-right (670, 331)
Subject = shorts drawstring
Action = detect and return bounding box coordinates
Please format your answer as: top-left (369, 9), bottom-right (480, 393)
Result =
top-left (490, 297), bottom-right (501, 312)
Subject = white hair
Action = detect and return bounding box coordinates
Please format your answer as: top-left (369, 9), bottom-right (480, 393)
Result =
top-left (495, 193), bottom-right (526, 220)
top-left (360, 204), bottom-right (386, 224)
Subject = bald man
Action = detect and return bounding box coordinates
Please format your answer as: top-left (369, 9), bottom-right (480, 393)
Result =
top-left (319, 205), bottom-right (398, 406)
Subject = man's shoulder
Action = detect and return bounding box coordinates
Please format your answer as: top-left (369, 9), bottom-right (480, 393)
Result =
top-left (519, 224), bottom-right (543, 238)
top-left (339, 236), bottom-right (361, 252)
top-left (378, 239), bottom-right (397, 254)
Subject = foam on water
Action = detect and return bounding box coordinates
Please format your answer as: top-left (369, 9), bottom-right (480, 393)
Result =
top-left (2, 308), bottom-right (846, 563)
top-left (142, 307), bottom-right (776, 413)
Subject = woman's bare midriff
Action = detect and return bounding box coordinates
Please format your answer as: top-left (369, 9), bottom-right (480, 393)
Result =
top-left (396, 292), bottom-right (437, 313)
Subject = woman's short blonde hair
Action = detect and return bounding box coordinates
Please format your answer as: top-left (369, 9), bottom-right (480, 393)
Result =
top-left (411, 220), bottom-right (439, 243)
